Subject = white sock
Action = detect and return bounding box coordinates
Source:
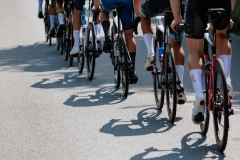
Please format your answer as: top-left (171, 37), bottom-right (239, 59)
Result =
top-left (74, 30), bottom-right (80, 48)
top-left (143, 33), bottom-right (154, 56)
top-left (50, 15), bottom-right (56, 30)
top-left (218, 55), bottom-right (231, 83)
top-left (95, 24), bottom-right (101, 38)
top-left (57, 12), bottom-right (64, 25)
top-left (38, 0), bottom-right (43, 11)
top-left (189, 69), bottom-right (204, 98)
top-left (176, 65), bottom-right (184, 85)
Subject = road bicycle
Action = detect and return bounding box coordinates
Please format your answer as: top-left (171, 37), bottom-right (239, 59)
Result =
top-left (78, 1), bottom-right (102, 80)
top-left (62, 0), bottom-right (74, 66)
top-left (200, 8), bottom-right (234, 152)
top-left (152, 9), bottom-right (184, 123)
top-left (43, 0), bottom-right (52, 46)
top-left (43, 0), bottom-right (63, 50)
top-left (110, 4), bottom-right (138, 97)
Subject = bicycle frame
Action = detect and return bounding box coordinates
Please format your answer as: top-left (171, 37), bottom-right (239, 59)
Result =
top-left (203, 19), bottom-right (232, 112)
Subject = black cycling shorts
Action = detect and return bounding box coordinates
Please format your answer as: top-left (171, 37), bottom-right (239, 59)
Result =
top-left (73, 0), bottom-right (85, 10)
top-left (140, 0), bottom-right (170, 18)
top-left (140, 0), bottom-right (185, 39)
top-left (184, 0), bottom-right (231, 39)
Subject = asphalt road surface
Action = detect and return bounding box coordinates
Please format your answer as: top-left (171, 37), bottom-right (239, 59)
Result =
top-left (1, 1), bottom-right (240, 159)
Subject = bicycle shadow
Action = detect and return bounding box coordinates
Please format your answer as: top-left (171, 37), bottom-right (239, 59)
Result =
top-left (100, 108), bottom-right (174, 137)
top-left (63, 86), bottom-right (126, 107)
top-left (130, 132), bottom-right (225, 160)
top-left (31, 73), bottom-right (92, 89)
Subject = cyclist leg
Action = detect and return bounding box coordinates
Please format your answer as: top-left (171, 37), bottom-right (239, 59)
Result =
top-left (119, 0), bottom-right (138, 82)
top-left (184, 0), bottom-right (208, 124)
top-left (213, 0), bottom-right (233, 97)
top-left (70, 0), bottom-right (85, 56)
top-left (92, 0), bottom-right (103, 53)
top-left (38, 0), bottom-right (44, 18)
top-left (140, 0), bottom-right (170, 71)
top-left (54, 0), bottom-right (65, 38)
top-left (49, 1), bottom-right (57, 37)
top-left (167, 13), bottom-right (187, 104)
top-left (99, 1), bottom-right (111, 53)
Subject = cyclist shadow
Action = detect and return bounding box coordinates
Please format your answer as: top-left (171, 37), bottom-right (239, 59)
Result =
top-left (100, 108), bottom-right (174, 136)
top-left (31, 73), bottom-right (91, 89)
top-left (64, 86), bottom-right (126, 107)
top-left (130, 132), bottom-right (226, 160)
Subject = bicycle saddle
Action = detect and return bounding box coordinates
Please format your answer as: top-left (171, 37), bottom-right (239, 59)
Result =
top-left (206, 8), bottom-right (226, 19)
top-left (160, 7), bottom-right (172, 14)
top-left (112, 4), bottom-right (125, 10)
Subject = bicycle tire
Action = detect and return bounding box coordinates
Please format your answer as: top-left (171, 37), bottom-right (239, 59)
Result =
top-left (200, 53), bottom-right (210, 135)
top-left (111, 26), bottom-right (120, 88)
top-left (64, 17), bottom-right (70, 61)
top-left (57, 38), bottom-right (60, 50)
top-left (153, 33), bottom-right (164, 110)
top-left (110, 26), bottom-right (115, 65)
top-left (78, 37), bottom-right (85, 74)
top-left (165, 44), bottom-right (177, 123)
top-left (44, 3), bottom-right (49, 43)
top-left (86, 22), bottom-right (96, 80)
top-left (68, 20), bottom-right (73, 66)
top-left (212, 59), bottom-right (229, 152)
top-left (119, 35), bottom-right (129, 97)
top-left (60, 38), bottom-right (64, 54)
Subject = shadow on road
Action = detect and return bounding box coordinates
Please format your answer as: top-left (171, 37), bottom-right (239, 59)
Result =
top-left (0, 42), bottom-right (72, 72)
top-left (63, 86), bottom-right (127, 107)
top-left (100, 108), bottom-right (176, 136)
top-left (130, 132), bottom-right (225, 160)
top-left (31, 73), bottom-right (92, 89)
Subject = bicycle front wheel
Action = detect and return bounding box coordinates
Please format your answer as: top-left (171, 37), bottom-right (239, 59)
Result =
top-left (165, 44), bottom-right (177, 123)
top-left (153, 36), bottom-right (164, 110)
top-left (200, 53), bottom-right (210, 135)
top-left (212, 59), bottom-right (229, 152)
top-left (86, 22), bottom-right (96, 80)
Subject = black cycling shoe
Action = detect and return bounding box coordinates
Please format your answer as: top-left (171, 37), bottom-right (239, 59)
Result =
top-left (103, 38), bottom-right (112, 53)
top-left (38, 11), bottom-right (44, 19)
top-left (56, 24), bottom-right (65, 38)
top-left (129, 70), bottom-right (138, 84)
top-left (193, 112), bottom-right (204, 124)
top-left (48, 28), bottom-right (56, 37)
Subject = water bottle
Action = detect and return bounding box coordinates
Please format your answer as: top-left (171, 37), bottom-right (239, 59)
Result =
top-left (81, 5), bottom-right (87, 26)
top-left (82, 25), bottom-right (87, 48)
top-left (158, 47), bottom-right (164, 71)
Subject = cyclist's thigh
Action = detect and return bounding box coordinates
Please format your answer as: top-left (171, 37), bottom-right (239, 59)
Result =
top-left (184, 0), bottom-right (208, 39)
top-left (100, 0), bottom-right (134, 30)
top-left (210, 0), bottom-right (231, 30)
top-left (140, 0), bottom-right (170, 17)
top-left (119, 0), bottom-right (134, 30)
top-left (73, 0), bottom-right (85, 10)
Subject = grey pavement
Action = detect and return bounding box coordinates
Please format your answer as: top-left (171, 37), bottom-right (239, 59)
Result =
top-left (0, 0), bottom-right (240, 159)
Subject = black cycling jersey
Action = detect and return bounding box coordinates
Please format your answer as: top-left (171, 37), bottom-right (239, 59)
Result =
top-left (184, 0), bottom-right (231, 39)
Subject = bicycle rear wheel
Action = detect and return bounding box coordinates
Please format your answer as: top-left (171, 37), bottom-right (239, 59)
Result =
top-left (165, 44), bottom-right (177, 123)
top-left (119, 35), bottom-right (129, 97)
top-left (212, 59), bottom-right (229, 152)
top-left (153, 35), bottom-right (164, 110)
top-left (78, 38), bottom-right (85, 74)
top-left (86, 22), bottom-right (96, 80)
